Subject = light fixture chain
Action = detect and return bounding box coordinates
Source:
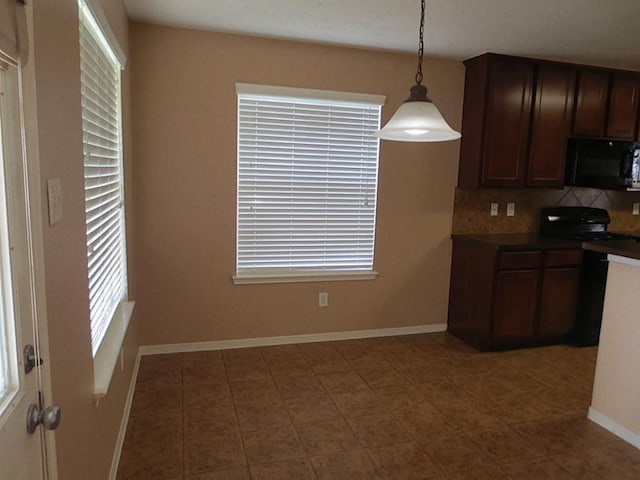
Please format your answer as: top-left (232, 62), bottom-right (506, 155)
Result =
top-left (415, 0), bottom-right (425, 85)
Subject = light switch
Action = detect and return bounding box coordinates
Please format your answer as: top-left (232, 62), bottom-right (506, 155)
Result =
top-left (633, 203), bottom-right (640, 215)
top-left (490, 203), bottom-right (499, 216)
top-left (47, 178), bottom-right (63, 225)
top-left (506, 202), bottom-right (515, 217)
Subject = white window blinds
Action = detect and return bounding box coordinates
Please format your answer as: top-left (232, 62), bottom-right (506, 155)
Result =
top-left (79, 1), bottom-right (127, 355)
top-left (236, 83), bottom-right (384, 278)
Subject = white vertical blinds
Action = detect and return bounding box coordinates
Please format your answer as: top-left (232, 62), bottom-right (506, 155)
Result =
top-left (79, 1), bottom-right (126, 355)
top-left (236, 84), bottom-right (384, 276)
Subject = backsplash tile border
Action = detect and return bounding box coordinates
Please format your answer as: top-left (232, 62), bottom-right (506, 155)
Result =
top-left (452, 187), bottom-right (640, 234)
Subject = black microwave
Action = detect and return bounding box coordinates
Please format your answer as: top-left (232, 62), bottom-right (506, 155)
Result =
top-left (565, 138), bottom-right (640, 190)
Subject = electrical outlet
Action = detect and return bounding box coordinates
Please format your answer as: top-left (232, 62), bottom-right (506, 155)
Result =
top-left (633, 203), bottom-right (640, 215)
top-left (490, 203), bottom-right (499, 216)
top-left (506, 202), bottom-right (515, 217)
top-left (319, 292), bottom-right (328, 308)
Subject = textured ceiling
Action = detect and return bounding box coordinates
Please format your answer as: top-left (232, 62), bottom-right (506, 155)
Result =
top-left (124, 0), bottom-right (640, 70)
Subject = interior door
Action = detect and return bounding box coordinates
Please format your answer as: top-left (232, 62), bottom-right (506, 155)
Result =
top-left (0, 58), bottom-right (49, 479)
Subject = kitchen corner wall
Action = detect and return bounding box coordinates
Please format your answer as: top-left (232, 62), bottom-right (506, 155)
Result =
top-left (452, 187), bottom-right (640, 234)
top-left (130, 23), bottom-right (464, 346)
top-left (32, 0), bottom-right (138, 478)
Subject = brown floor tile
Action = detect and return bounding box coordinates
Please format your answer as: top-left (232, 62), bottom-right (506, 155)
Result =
top-left (308, 355), bottom-right (353, 375)
top-left (285, 394), bottom-right (341, 424)
top-left (235, 399), bottom-right (291, 431)
top-left (466, 425), bottom-right (544, 465)
top-left (119, 428), bottom-right (183, 480)
top-left (274, 372), bottom-right (326, 398)
top-left (120, 335), bottom-right (639, 480)
top-left (436, 401), bottom-right (504, 431)
top-left (397, 402), bottom-right (459, 441)
top-left (501, 458), bottom-right (576, 479)
top-left (185, 403), bottom-right (239, 435)
top-left (183, 383), bottom-right (232, 410)
top-left (242, 425), bottom-right (306, 465)
top-left (130, 383), bottom-right (182, 417)
top-left (357, 366), bottom-right (408, 389)
top-left (250, 459), bottom-right (317, 479)
top-left (443, 465), bottom-right (511, 480)
top-left (367, 441), bottom-right (444, 480)
top-left (311, 449), bottom-right (382, 480)
top-left (296, 419), bottom-right (360, 456)
top-left (183, 351), bottom-right (227, 384)
top-left (184, 430), bottom-right (246, 476)
top-left (479, 392), bottom-right (548, 425)
top-left (185, 467), bottom-right (251, 479)
top-left (414, 378), bottom-right (473, 406)
top-left (330, 390), bottom-right (387, 417)
top-left (551, 451), bottom-right (640, 480)
top-left (373, 384), bottom-right (428, 412)
top-left (137, 353), bottom-right (182, 385)
top-left (225, 360), bottom-right (271, 381)
top-left (421, 432), bottom-right (495, 475)
top-left (346, 414), bottom-right (413, 448)
top-left (317, 370), bottom-right (370, 394)
top-left (223, 348), bottom-right (264, 364)
top-left (230, 377), bottom-right (281, 405)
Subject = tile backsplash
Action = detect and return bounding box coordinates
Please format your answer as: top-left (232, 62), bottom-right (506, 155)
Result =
top-left (452, 187), bottom-right (640, 234)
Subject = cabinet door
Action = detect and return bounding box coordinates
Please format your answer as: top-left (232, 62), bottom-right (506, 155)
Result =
top-left (538, 267), bottom-right (581, 337)
top-left (493, 269), bottom-right (539, 342)
top-left (527, 65), bottom-right (576, 187)
top-left (573, 69), bottom-right (610, 137)
top-left (606, 73), bottom-right (640, 140)
top-left (481, 60), bottom-right (534, 187)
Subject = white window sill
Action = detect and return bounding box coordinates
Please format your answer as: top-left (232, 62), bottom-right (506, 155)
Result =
top-left (232, 271), bottom-right (378, 285)
top-left (93, 301), bottom-right (135, 404)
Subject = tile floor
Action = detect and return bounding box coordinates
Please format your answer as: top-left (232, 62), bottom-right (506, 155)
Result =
top-left (117, 333), bottom-right (640, 479)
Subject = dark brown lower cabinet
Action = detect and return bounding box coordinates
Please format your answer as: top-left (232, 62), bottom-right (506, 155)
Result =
top-left (538, 267), bottom-right (581, 337)
top-left (493, 269), bottom-right (539, 344)
top-left (448, 238), bottom-right (583, 350)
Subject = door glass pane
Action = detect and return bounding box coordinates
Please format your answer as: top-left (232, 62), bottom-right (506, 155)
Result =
top-left (0, 67), bottom-right (19, 420)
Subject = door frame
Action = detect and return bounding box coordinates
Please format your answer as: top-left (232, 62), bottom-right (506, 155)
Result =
top-left (17, 2), bottom-right (57, 478)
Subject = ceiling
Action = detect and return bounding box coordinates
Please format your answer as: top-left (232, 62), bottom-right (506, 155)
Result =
top-left (124, 0), bottom-right (640, 70)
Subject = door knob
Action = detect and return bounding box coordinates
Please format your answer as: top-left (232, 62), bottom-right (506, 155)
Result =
top-left (26, 403), bottom-right (61, 434)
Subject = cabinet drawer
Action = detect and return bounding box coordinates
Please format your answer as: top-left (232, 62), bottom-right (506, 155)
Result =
top-left (499, 251), bottom-right (542, 270)
top-left (545, 249), bottom-right (583, 267)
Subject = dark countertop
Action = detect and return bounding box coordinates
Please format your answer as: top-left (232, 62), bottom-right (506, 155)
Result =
top-left (582, 240), bottom-right (640, 261)
top-left (452, 232), bottom-right (640, 260)
top-left (450, 233), bottom-right (579, 251)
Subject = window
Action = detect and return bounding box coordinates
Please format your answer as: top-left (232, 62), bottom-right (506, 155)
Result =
top-left (78, 0), bottom-right (127, 355)
top-left (235, 83), bottom-right (385, 284)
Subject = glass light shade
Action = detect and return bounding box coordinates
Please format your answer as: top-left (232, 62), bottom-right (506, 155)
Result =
top-left (374, 101), bottom-right (461, 142)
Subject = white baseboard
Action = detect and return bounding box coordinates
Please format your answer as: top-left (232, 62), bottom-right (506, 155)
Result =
top-left (588, 407), bottom-right (640, 450)
top-left (139, 323), bottom-right (447, 356)
top-left (109, 351), bottom-right (142, 480)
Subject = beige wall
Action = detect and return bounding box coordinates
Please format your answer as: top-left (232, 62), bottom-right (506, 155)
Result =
top-left (32, 0), bottom-right (138, 478)
top-left (130, 23), bottom-right (464, 346)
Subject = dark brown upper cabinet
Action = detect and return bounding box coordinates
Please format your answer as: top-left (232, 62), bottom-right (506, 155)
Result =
top-left (527, 64), bottom-right (576, 188)
top-left (606, 73), bottom-right (640, 139)
top-left (573, 69), bottom-right (610, 137)
top-left (458, 54), bottom-right (534, 188)
top-left (458, 53), bottom-right (640, 189)
top-left (458, 54), bottom-right (574, 188)
top-left (573, 70), bottom-right (640, 140)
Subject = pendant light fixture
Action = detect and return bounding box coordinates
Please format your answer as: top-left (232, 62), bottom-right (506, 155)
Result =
top-left (375, 0), bottom-right (461, 142)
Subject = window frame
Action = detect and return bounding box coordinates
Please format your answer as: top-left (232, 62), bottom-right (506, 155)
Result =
top-left (234, 83), bottom-right (385, 285)
top-left (78, 0), bottom-right (133, 399)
